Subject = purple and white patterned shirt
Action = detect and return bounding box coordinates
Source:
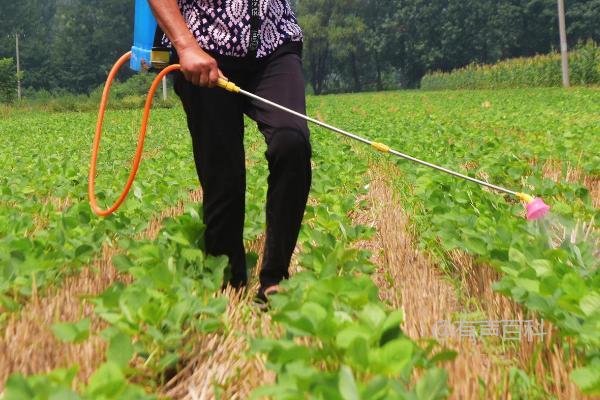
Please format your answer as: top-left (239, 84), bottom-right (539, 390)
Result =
top-left (163, 0), bottom-right (303, 58)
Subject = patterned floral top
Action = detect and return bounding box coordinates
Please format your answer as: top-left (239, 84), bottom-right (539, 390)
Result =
top-left (163, 0), bottom-right (303, 58)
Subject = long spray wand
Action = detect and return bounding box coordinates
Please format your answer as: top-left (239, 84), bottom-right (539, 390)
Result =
top-left (221, 79), bottom-right (550, 220)
top-left (89, 53), bottom-right (550, 220)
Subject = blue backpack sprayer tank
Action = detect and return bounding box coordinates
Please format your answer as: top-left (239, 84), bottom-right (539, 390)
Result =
top-left (88, 0), bottom-right (550, 220)
top-left (130, 0), bottom-right (169, 72)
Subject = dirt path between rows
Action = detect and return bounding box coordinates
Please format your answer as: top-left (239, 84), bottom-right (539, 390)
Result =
top-left (352, 166), bottom-right (586, 399)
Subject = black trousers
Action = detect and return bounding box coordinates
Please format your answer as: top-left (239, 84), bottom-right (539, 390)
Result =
top-left (174, 42), bottom-right (312, 290)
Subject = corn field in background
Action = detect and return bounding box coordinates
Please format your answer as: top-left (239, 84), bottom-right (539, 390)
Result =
top-left (421, 41), bottom-right (600, 90)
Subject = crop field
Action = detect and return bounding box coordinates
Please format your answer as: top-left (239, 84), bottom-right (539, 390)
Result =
top-left (0, 87), bottom-right (598, 399)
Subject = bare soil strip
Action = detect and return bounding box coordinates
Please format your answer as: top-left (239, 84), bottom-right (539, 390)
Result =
top-left (353, 166), bottom-right (587, 399)
top-left (0, 190), bottom-right (202, 389)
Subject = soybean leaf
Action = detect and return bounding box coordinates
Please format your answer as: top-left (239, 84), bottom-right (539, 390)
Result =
top-left (107, 332), bottom-right (134, 369)
top-left (338, 366), bottom-right (360, 400)
top-left (51, 318), bottom-right (90, 343)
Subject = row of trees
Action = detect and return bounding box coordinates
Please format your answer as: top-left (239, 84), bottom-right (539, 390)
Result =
top-left (296, 0), bottom-right (600, 93)
top-left (0, 58), bottom-right (17, 102)
top-left (0, 0), bottom-right (134, 94)
top-left (1, 0), bottom-right (599, 96)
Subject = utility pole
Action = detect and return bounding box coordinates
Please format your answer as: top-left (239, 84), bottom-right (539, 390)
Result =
top-left (15, 32), bottom-right (22, 101)
top-left (557, 0), bottom-right (570, 88)
top-left (162, 76), bottom-right (167, 101)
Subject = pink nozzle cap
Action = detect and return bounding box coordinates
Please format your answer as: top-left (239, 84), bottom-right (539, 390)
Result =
top-left (526, 198), bottom-right (550, 221)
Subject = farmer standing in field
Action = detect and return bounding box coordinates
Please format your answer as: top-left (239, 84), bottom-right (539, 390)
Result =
top-left (148, 0), bottom-right (311, 303)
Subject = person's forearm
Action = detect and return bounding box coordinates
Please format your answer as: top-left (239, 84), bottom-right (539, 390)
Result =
top-left (149, 0), bottom-right (221, 87)
top-left (148, 0), bottom-right (198, 53)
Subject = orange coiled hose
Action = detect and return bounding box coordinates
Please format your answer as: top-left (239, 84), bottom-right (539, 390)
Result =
top-left (88, 51), bottom-right (181, 217)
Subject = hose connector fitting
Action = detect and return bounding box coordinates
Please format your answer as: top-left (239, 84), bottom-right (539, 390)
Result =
top-left (218, 78), bottom-right (241, 93)
top-left (516, 192), bottom-right (535, 204)
top-left (371, 142), bottom-right (391, 153)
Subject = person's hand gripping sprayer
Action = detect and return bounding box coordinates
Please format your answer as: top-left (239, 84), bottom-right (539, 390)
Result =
top-left (149, 0), bottom-right (223, 88)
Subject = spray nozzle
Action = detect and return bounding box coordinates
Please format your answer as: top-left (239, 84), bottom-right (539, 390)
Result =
top-left (516, 193), bottom-right (550, 221)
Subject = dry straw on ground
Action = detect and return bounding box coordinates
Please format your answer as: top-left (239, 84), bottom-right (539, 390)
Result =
top-left (2, 155), bottom-right (596, 399)
top-left (352, 165), bottom-right (588, 399)
top-left (542, 159), bottom-right (600, 208)
top-left (161, 254), bottom-right (277, 400)
top-left (0, 190), bottom-right (201, 390)
top-left (28, 196), bottom-right (73, 236)
top-left (162, 234), bottom-right (308, 399)
top-left (0, 241), bottom-right (119, 388)
top-left (160, 236), bottom-right (274, 400)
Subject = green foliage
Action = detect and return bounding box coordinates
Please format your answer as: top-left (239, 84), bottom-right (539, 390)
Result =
top-left (4, 367), bottom-right (80, 400)
top-left (2, 86), bottom-right (598, 396)
top-left (3, 364), bottom-right (156, 400)
top-left (0, 108), bottom-right (198, 315)
top-left (422, 41), bottom-right (600, 90)
top-left (247, 109), bottom-right (453, 398)
top-left (319, 87), bottom-right (599, 393)
top-left (503, 367), bottom-right (548, 399)
top-left (92, 214), bottom-right (230, 378)
top-left (1, 89), bottom-right (456, 397)
top-left (0, 58), bottom-right (17, 103)
top-left (571, 363), bottom-right (600, 394)
top-left (14, 74), bottom-right (178, 113)
top-left (0, 0), bottom-right (133, 93)
top-left (571, 40), bottom-right (600, 85)
top-left (51, 318), bottom-right (91, 343)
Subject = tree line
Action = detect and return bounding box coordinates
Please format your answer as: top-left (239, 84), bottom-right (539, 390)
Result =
top-left (1, 0), bottom-right (599, 96)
